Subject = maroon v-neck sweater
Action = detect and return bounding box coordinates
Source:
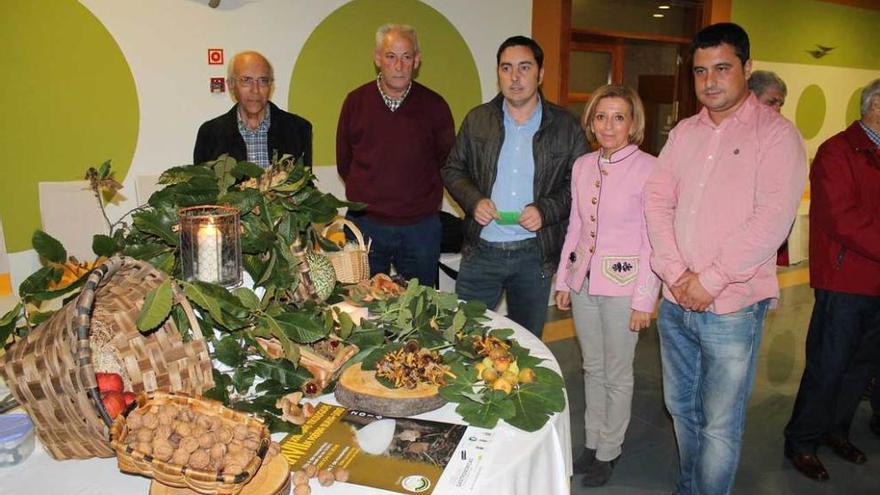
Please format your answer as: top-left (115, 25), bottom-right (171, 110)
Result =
top-left (336, 81), bottom-right (455, 225)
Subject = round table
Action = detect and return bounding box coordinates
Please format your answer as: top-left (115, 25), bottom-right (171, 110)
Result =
top-left (0, 311), bottom-right (571, 495)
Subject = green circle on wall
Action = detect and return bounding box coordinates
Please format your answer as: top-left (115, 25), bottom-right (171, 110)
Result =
top-left (845, 87), bottom-right (862, 126)
top-left (289, 0), bottom-right (481, 166)
top-left (0, 1), bottom-right (138, 253)
top-left (794, 84), bottom-right (826, 140)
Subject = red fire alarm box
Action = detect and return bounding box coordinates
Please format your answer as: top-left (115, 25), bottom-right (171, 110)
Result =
top-left (208, 48), bottom-right (224, 65)
top-left (210, 77), bottom-right (225, 93)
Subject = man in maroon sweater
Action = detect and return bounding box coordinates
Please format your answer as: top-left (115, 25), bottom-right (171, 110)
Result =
top-left (336, 24), bottom-right (455, 286)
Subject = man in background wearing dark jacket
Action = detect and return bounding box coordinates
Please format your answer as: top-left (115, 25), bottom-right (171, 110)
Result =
top-left (194, 51), bottom-right (312, 167)
top-left (442, 36), bottom-right (588, 338)
top-left (784, 78), bottom-right (880, 481)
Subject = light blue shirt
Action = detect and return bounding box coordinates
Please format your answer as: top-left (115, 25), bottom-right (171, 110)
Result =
top-left (480, 100), bottom-right (542, 242)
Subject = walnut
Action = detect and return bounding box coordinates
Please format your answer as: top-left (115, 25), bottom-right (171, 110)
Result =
top-left (127, 411), bottom-right (144, 430)
top-left (303, 463), bottom-right (318, 478)
top-left (154, 424), bottom-right (173, 440)
top-left (318, 469), bottom-right (335, 487)
top-left (224, 462), bottom-right (245, 476)
top-left (179, 408), bottom-right (195, 422)
top-left (136, 428), bottom-right (153, 443)
top-left (217, 426), bottom-right (234, 444)
top-left (179, 436), bottom-right (200, 453)
top-left (171, 448), bottom-right (190, 466)
top-left (198, 432), bottom-right (216, 449)
top-left (152, 441), bottom-right (174, 462)
top-left (134, 441), bottom-right (153, 455)
top-left (210, 442), bottom-right (227, 460)
top-left (190, 425), bottom-right (206, 439)
top-left (233, 424), bottom-right (249, 441)
top-left (293, 484), bottom-right (311, 495)
top-left (141, 412), bottom-right (159, 430)
top-left (196, 414), bottom-right (213, 431)
top-left (227, 441), bottom-right (244, 454)
top-left (188, 449), bottom-right (211, 470)
top-left (242, 438), bottom-right (260, 452)
top-left (292, 470), bottom-right (310, 486)
top-left (174, 421), bottom-right (192, 437)
top-left (227, 450), bottom-right (252, 468)
top-left (209, 416), bottom-right (223, 432)
top-left (158, 413), bottom-right (175, 427)
top-left (332, 467), bottom-right (350, 482)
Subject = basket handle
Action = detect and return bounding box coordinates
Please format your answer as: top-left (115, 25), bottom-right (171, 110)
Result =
top-left (74, 256), bottom-right (124, 427)
top-left (75, 256), bottom-right (208, 427)
top-left (321, 217), bottom-right (367, 250)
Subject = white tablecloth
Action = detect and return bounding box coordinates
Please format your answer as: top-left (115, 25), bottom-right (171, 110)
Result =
top-left (0, 311), bottom-right (571, 495)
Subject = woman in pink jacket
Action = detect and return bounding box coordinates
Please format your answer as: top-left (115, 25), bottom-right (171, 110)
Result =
top-left (555, 84), bottom-right (661, 487)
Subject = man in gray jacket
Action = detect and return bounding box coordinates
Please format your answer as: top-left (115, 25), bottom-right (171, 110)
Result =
top-left (442, 36), bottom-right (588, 337)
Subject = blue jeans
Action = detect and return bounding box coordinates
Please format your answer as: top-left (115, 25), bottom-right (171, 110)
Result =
top-left (658, 298), bottom-right (769, 495)
top-left (346, 213), bottom-right (441, 287)
top-left (784, 289), bottom-right (880, 453)
top-left (455, 238), bottom-right (551, 338)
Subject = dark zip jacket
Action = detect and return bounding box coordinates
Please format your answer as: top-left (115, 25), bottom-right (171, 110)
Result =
top-left (442, 93), bottom-right (589, 275)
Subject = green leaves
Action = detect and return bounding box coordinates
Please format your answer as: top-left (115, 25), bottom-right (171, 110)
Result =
top-left (132, 209), bottom-right (178, 246)
top-left (32, 230), bottom-right (66, 263)
top-left (136, 279), bottom-right (173, 332)
top-left (92, 234), bottom-right (118, 257)
top-left (505, 368), bottom-right (565, 432)
top-left (455, 391), bottom-right (516, 429)
top-left (19, 265), bottom-right (63, 297)
top-left (0, 303), bottom-right (22, 346)
top-left (272, 311), bottom-right (329, 344)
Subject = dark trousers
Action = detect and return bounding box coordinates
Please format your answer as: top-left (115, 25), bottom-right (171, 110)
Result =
top-left (784, 289), bottom-right (880, 454)
top-left (346, 213), bottom-right (441, 287)
top-left (454, 238), bottom-right (551, 339)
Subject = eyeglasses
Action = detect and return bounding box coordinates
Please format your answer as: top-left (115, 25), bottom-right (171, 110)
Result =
top-left (234, 76), bottom-right (273, 88)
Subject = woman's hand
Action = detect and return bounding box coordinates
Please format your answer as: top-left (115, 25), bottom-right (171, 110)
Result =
top-left (555, 291), bottom-right (571, 311)
top-left (629, 310), bottom-right (652, 332)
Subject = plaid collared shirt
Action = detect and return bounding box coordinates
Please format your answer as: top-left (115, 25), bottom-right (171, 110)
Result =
top-left (237, 105), bottom-right (271, 167)
top-left (376, 74), bottom-right (411, 112)
top-left (860, 120), bottom-right (880, 148)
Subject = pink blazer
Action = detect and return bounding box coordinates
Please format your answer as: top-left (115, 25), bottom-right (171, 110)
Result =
top-left (555, 144), bottom-right (661, 313)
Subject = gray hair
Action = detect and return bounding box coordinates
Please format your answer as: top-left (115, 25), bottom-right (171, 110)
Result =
top-left (375, 24), bottom-right (420, 53)
top-left (226, 51), bottom-right (274, 84)
top-left (748, 70), bottom-right (787, 98)
top-left (861, 79), bottom-right (880, 117)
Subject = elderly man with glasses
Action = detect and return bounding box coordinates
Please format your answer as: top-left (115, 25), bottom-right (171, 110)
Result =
top-left (194, 51), bottom-right (312, 167)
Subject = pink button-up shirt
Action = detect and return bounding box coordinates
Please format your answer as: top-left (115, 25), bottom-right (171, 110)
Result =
top-left (644, 94), bottom-right (806, 314)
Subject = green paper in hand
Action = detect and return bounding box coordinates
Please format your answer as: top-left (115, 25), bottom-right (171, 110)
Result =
top-left (496, 210), bottom-right (520, 225)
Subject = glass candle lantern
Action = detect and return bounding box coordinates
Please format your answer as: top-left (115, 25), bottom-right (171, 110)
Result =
top-left (179, 205), bottom-right (241, 286)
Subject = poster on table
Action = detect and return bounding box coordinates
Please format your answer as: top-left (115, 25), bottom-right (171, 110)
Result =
top-left (280, 403), bottom-right (495, 494)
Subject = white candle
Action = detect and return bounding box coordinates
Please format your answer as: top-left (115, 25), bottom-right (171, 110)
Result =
top-left (196, 220), bottom-right (222, 283)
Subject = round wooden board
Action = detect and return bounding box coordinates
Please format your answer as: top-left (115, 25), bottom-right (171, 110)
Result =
top-left (334, 362), bottom-right (447, 417)
top-left (148, 454), bottom-right (291, 495)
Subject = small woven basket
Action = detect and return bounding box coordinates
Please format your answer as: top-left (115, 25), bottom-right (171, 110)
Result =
top-left (110, 391), bottom-right (270, 495)
top-left (0, 256), bottom-right (214, 460)
top-left (320, 218), bottom-right (370, 283)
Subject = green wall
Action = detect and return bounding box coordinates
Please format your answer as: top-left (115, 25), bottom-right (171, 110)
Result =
top-left (0, 0), bottom-right (139, 253)
top-left (732, 0), bottom-right (880, 70)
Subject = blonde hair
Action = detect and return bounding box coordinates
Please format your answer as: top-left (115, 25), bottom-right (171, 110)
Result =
top-left (582, 85), bottom-right (646, 147)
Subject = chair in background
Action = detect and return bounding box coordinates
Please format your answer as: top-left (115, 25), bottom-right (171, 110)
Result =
top-left (135, 174), bottom-right (162, 206)
top-left (38, 181), bottom-right (109, 261)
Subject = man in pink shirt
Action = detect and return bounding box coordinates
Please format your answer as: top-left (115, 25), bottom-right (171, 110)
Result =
top-left (644, 23), bottom-right (806, 495)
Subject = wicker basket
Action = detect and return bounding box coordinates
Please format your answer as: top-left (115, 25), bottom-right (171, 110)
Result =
top-left (110, 391), bottom-right (270, 495)
top-left (0, 256), bottom-right (214, 460)
top-left (320, 218), bottom-right (370, 283)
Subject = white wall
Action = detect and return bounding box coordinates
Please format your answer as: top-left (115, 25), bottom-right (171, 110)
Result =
top-left (9, 0), bottom-right (531, 287)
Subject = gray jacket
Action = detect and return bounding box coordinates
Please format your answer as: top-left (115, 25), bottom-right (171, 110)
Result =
top-left (442, 93), bottom-right (589, 275)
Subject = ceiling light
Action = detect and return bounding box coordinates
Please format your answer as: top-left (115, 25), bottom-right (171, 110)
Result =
top-left (659, 5), bottom-right (671, 9)
top-left (653, 13), bottom-right (665, 18)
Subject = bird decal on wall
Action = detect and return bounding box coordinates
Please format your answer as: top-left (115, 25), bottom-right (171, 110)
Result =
top-left (807, 45), bottom-right (836, 59)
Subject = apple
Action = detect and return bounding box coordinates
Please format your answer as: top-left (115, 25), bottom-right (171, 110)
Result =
top-left (101, 391), bottom-right (127, 419)
top-left (122, 392), bottom-right (136, 407)
top-left (96, 372), bottom-right (124, 393)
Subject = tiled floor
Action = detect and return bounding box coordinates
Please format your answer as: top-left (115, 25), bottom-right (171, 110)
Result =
top-left (544, 266), bottom-right (880, 494)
